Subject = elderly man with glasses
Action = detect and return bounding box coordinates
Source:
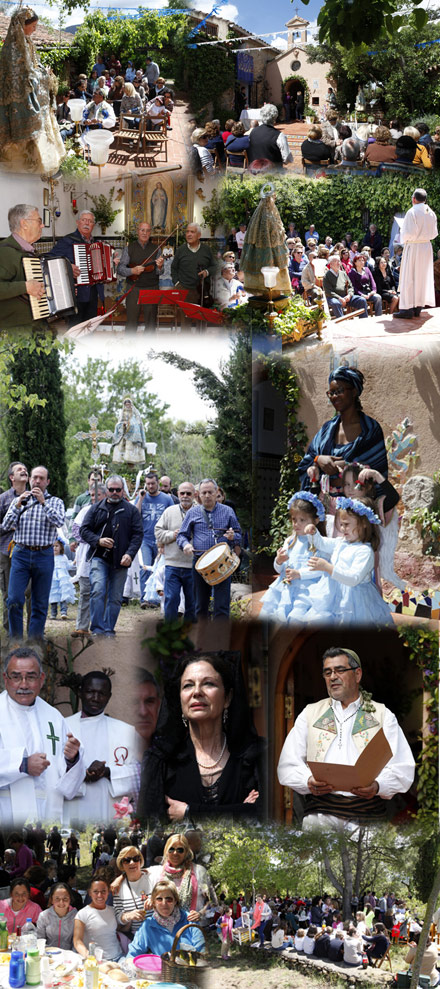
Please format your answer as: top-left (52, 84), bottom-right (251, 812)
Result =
top-left (0, 646), bottom-right (84, 825)
top-left (278, 647), bottom-right (415, 828)
top-left (80, 475), bottom-right (143, 637)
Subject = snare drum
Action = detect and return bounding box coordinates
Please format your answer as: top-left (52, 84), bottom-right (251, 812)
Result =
top-left (195, 542), bottom-right (240, 586)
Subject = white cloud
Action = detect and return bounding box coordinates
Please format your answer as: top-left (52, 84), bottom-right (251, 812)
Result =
top-left (270, 34), bottom-right (288, 49)
top-left (188, 0), bottom-right (239, 20)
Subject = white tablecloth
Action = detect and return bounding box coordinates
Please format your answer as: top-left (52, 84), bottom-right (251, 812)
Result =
top-left (239, 108), bottom-right (261, 128)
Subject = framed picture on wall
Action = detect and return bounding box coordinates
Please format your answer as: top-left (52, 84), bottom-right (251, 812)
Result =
top-left (43, 208), bottom-right (51, 227)
top-left (43, 189), bottom-right (49, 207)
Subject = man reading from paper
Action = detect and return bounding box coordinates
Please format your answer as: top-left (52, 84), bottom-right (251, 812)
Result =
top-left (277, 647), bottom-right (415, 826)
top-left (0, 647), bottom-right (84, 826)
top-left (65, 671), bottom-right (142, 824)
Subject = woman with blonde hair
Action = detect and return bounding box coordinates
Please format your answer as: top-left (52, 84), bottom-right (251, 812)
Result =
top-left (403, 126), bottom-right (432, 169)
top-left (364, 125), bottom-right (396, 164)
top-left (111, 846), bottom-right (150, 940)
top-left (147, 834), bottom-right (217, 916)
top-left (120, 81), bottom-right (143, 118)
top-left (127, 879), bottom-right (205, 957)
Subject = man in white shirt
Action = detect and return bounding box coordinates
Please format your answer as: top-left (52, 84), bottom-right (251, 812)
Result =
top-left (277, 647), bottom-right (415, 827)
top-left (83, 89), bottom-right (116, 129)
top-left (65, 671), bottom-right (142, 825)
top-left (0, 647), bottom-right (84, 825)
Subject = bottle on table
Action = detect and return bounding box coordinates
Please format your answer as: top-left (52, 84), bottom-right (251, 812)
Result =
top-left (84, 941), bottom-right (99, 989)
top-left (22, 919), bottom-right (38, 952)
top-left (9, 950), bottom-right (26, 988)
top-left (25, 947), bottom-right (41, 986)
top-left (0, 912), bottom-right (8, 950)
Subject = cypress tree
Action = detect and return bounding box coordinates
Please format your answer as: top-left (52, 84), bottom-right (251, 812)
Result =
top-left (6, 339), bottom-right (68, 504)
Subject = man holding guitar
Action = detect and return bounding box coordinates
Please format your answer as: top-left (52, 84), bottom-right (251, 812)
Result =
top-left (117, 221), bottom-right (164, 330)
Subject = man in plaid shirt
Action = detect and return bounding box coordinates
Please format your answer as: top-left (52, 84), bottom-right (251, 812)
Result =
top-left (177, 478), bottom-right (241, 618)
top-left (3, 466), bottom-right (65, 639)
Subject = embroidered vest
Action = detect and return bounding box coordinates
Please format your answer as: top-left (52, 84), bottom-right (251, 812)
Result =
top-left (305, 697), bottom-right (385, 762)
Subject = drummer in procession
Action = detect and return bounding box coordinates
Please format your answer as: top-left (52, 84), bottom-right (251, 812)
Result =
top-left (176, 478), bottom-right (242, 619)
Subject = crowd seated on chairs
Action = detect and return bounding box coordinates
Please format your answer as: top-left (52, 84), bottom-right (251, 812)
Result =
top-left (216, 890), bottom-right (438, 976)
top-left (54, 54), bottom-right (174, 161)
top-left (300, 110), bottom-right (439, 176)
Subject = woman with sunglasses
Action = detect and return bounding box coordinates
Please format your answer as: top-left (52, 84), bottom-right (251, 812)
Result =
top-left (112, 835), bottom-right (217, 926)
top-left (112, 846), bottom-right (150, 939)
top-left (127, 880), bottom-right (205, 958)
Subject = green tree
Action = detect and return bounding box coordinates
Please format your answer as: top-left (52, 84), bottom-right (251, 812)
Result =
top-left (6, 338), bottom-right (68, 502)
top-left (162, 420), bottom-right (219, 485)
top-left (62, 355), bottom-right (173, 504)
top-left (63, 8), bottom-right (189, 76)
top-left (300, 0), bottom-right (428, 49)
top-left (305, 20), bottom-right (440, 119)
top-left (151, 329), bottom-right (252, 529)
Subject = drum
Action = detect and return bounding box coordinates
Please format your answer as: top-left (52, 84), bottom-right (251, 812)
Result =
top-left (195, 542), bottom-right (240, 586)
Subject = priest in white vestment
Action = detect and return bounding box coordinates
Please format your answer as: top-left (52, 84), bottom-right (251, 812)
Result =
top-left (395, 188), bottom-right (438, 318)
top-left (64, 671), bottom-right (142, 825)
top-left (0, 647), bottom-right (84, 826)
top-left (277, 647), bottom-right (415, 827)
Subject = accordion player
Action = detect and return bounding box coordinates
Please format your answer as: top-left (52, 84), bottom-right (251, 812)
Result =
top-left (22, 256), bottom-right (77, 321)
top-left (73, 242), bottom-right (116, 285)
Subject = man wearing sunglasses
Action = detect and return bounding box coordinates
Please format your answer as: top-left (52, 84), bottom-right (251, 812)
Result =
top-left (80, 476), bottom-right (143, 636)
top-left (277, 647), bottom-right (415, 828)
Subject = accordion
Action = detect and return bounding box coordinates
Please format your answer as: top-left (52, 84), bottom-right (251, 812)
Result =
top-left (22, 256), bottom-right (77, 321)
top-left (73, 242), bottom-right (116, 285)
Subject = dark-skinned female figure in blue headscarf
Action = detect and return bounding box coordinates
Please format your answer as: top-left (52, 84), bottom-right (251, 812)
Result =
top-left (297, 366), bottom-right (388, 494)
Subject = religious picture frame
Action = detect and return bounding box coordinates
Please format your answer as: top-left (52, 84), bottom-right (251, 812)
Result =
top-left (43, 188), bottom-right (49, 207)
top-left (43, 208), bottom-right (51, 228)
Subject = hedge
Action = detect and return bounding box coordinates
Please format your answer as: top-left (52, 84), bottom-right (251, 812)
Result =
top-left (210, 172), bottom-right (440, 248)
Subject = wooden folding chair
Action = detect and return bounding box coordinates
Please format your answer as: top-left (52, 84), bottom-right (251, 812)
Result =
top-left (302, 156), bottom-right (330, 174)
top-left (372, 945), bottom-right (392, 972)
top-left (225, 149), bottom-right (249, 174)
top-left (114, 112), bottom-right (143, 153)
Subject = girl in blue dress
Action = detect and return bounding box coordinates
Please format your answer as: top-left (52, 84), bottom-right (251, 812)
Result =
top-left (302, 496), bottom-right (394, 626)
top-left (259, 492), bottom-right (329, 623)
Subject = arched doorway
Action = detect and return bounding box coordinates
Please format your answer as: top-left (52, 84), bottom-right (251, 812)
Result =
top-left (272, 629), bottom-right (422, 825)
top-left (282, 76), bottom-right (308, 122)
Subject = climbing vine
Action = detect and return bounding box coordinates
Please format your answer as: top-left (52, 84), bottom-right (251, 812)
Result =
top-left (257, 355), bottom-right (308, 553)
top-left (397, 625), bottom-right (439, 824)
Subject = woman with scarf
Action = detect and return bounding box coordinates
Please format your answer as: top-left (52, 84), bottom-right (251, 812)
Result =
top-left (297, 366), bottom-right (388, 494)
top-left (0, 6), bottom-right (65, 173)
top-left (127, 879), bottom-right (205, 957)
top-left (111, 834), bottom-right (217, 928)
top-left (111, 397), bottom-right (146, 465)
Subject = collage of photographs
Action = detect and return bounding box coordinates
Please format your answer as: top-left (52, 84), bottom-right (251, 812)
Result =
top-left (0, 0), bottom-right (440, 986)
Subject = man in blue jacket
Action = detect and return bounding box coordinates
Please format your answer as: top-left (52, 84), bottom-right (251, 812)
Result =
top-left (80, 476), bottom-right (143, 636)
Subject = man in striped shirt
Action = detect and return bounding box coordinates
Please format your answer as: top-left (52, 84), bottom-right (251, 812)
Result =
top-left (3, 466), bottom-right (65, 639)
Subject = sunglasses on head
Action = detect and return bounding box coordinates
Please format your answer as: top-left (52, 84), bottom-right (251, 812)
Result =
top-left (123, 855), bottom-right (141, 863)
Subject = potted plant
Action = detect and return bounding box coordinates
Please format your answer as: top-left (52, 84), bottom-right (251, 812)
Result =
top-left (89, 186), bottom-right (122, 234)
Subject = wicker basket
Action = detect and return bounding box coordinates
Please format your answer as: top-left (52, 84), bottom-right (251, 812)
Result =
top-left (161, 923), bottom-right (208, 987)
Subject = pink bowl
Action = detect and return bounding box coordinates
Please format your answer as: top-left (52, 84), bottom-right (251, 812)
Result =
top-left (133, 955), bottom-right (162, 973)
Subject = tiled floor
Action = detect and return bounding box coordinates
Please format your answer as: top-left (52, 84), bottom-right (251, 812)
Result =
top-left (85, 92), bottom-right (194, 180)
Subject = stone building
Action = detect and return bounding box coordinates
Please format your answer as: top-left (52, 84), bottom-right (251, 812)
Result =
top-left (265, 15), bottom-right (334, 116)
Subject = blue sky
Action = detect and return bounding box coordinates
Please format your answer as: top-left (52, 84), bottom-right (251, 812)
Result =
top-left (32, 0), bottom-right (321, 42)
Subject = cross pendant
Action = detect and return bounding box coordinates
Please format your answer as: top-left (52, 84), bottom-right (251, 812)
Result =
top-left (47, 721), bottom-right (60, 755)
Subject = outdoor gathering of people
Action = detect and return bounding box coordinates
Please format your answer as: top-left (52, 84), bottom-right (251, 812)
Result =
top-left (0, 456), bottom-right (244, 640)
top-left (0, 8), bottom-right (174, 176)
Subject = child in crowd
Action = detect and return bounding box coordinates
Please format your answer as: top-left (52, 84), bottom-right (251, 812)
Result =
top-left (220, 906), bottom-right (233, 961)
top-left (259, 492), bottom-right (329, 623)
top-left (49, 539), bottom-right (76, 619)
top-left (303, 925), bottom-right (317, 954)
top-left (294, 927), bottom-right (306, 951)
top-left (302, 497), bottom-right (394, 625)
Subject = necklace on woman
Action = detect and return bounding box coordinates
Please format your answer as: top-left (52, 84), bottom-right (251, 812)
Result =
top-left (195, 733), bottom-right (227, 770)
top-left (333, 707), bottom-right (358, 749)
